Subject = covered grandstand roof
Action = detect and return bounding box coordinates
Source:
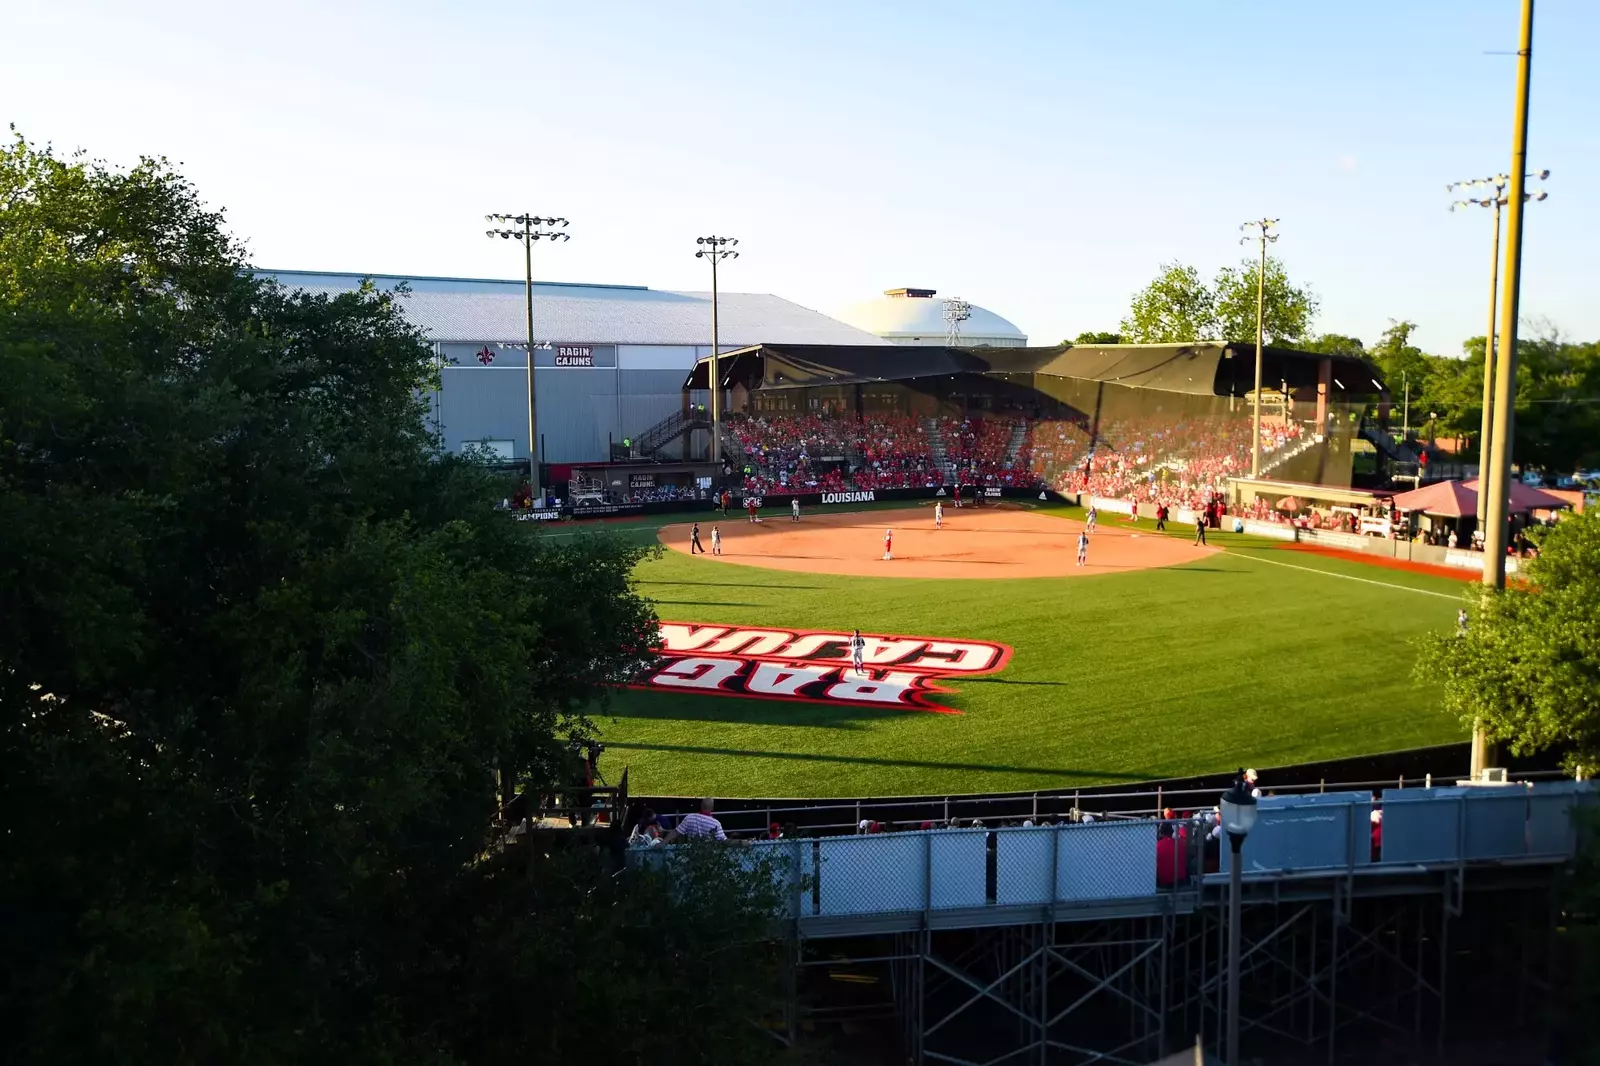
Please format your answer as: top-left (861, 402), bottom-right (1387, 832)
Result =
top-left (256, 270), bottom-right (888, 347)
top-left (687, 342), bottom-right (1386, 398)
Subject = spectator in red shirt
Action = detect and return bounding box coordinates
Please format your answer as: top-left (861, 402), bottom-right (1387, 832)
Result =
top-left (1156, 822), bottom-right (1189, 887)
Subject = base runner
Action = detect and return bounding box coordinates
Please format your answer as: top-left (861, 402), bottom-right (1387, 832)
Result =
top-left (747, 497), bottom-right (759, 524)
top-left (1086, 505), bottom-right (1098, 533)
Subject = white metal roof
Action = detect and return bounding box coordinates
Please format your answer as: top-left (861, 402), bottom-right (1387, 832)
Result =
top-left (257, 270), bottom-right (887, 347)
top-left (837, 288), bottom-right (1027, 344)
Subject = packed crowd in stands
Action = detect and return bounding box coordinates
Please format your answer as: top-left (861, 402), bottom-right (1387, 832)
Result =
top-left (1032, 413), bottom-right (1305, 513)
top-left (721, 406), bottom-right (1317, 507)
top-left (939, 415), bottom-right (1035, 488)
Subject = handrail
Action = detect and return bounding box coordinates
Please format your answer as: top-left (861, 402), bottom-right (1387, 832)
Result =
top-left (630, 782), bottom-right (1593, 924)
top-left (639, 770), bottom-right (1572, 840)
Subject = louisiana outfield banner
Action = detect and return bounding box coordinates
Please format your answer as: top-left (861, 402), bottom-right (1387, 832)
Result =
top-left (632, 623), bottom-right (1013, 712)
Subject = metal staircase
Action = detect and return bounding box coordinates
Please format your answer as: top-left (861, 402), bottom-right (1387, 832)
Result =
top-left (923, 416), bottom-right (953, 481)
top-left (1360, 422), bottom-right (1419, 464)
top-left (632, 409), bottom-right (710, 459)
top-left (1004, 420), bottom-right (1029, 464)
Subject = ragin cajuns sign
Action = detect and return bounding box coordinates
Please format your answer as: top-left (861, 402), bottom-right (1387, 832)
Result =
top-left (633, 623), bottom-right (1012, 713)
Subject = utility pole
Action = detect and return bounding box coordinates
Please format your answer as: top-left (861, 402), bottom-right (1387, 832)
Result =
top-left (1402, 373), bottom-right (1410, 440)
top-left (486, 213), bottom-right (570, 494)
top-left (1449, 169), bottom-right (1547, 526)
top-left (1240, 219), bottom-right (1279, 479)
top-left (1475, 0), bottom-right (1537, 780)
top-left (695, 235), bottom-right (739, 464)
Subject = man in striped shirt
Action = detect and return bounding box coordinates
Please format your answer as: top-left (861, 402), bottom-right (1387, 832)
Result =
top-left (666, 798), bottom-right (727, 842)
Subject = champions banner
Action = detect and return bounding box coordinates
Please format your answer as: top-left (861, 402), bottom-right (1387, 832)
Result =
top-left (632, 623), bottom-right (1013, 713)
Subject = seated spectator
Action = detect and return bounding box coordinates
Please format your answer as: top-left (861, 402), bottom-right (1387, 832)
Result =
top-left (629, 810), bottom-right (663, 848)
top-left (666, 798), bottom-right (726, 842)
top-left (1156, 822), bottom-right (1189, 887)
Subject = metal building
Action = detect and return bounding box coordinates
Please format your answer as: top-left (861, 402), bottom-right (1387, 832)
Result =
top-left (258, 270), bottom-right (884, 466)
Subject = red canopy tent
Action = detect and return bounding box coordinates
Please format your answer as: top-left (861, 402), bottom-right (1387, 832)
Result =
top-left (1388, 478), bottom-right (1569, 517)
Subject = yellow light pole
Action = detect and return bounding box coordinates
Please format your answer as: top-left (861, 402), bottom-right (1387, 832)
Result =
top-left (1240, 219), bottom-right (1279, 478)
top-left (1473, 0), bottom-right (1537, 779)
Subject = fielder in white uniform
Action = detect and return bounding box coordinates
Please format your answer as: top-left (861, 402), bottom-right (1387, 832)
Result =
top-left (710, 526), bottom-right (722, 555)
top-left (934, 500), bottom-right (943, 528)
top-left (1076, 529), bottom-right (1089, 567)
top-left (850, 629), bottom-right (866, 673)
top-left (1086, 506), bottom-right (1098, 533)
top-left (791, 498), bottom-right (800, 522)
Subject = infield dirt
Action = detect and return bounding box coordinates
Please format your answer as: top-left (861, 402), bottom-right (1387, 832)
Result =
top-left (659, 505), bottom-right (1215, 580)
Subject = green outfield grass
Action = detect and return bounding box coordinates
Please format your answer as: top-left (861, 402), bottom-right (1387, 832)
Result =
top-left (564, 503), bottom-right (1471, 799)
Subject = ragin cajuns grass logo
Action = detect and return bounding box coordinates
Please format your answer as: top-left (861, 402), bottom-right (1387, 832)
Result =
top-left (632, 623), bottom-right (1012, 713)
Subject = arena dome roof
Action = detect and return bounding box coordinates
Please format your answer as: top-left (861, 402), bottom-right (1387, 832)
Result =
top-left (838, 287), bottom-right (1028, 347)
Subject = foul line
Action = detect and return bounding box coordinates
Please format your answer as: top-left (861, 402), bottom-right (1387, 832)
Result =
top-left (1220, 548), bottom-right (1460, 600)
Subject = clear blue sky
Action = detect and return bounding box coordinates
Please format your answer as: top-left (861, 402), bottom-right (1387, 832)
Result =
top-left (8, 0), bottom-right (1596, 354)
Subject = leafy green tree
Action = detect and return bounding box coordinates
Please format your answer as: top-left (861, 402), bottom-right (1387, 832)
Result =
top-left (1119, 262), bottom-right (1217, 343)
top-left (1419, 512), bottom-right (1600, 1062)
top-left (1212, 255), bottom-right (1319, 344)
top-left (1417, 510), bottom-right (1600, 772)
top-left (1300, 333), bottom-right (1366, 358)
top-left (0, 133), bottom-right (783, 1065)
top-left (1071, 330), bottom-right (1123, 345)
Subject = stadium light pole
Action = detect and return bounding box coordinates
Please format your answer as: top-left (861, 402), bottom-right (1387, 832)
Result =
top-left (695, 236), bottom-right (739, 464)
top-left (1448, 170), bottom-right (1548, 527)
top-left (486, 212), bottom-right (570, 493)
top-left (1240, 219), bottom-right (1279, 479)
top-left (1220, 775), bottom-right (1258, 1066)
top-left (1482, 0), bottom-right (1536, 593)
top-left (1470, 0), bottom-right (1537, 781)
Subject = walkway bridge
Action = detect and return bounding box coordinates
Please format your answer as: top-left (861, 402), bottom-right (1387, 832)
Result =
top-left (637, 780), bottom-right (1593, 1065)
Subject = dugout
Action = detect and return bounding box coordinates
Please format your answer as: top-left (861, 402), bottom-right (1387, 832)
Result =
top-left (684, 342), bottom-right (1386, 492)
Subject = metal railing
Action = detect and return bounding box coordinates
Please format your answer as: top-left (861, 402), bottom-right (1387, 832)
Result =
top-left (638, 769), bottom-right (1571, 841)
top-left (631, 781), bottom-right (1593, 925)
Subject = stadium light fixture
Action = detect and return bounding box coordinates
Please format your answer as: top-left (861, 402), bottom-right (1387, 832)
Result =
top-left (1446, 168), bottom-right (1546, 534)
top-left (1239, 218), bottom-right (1279, 479)
top-left (1220, 773), bottom-right (1258, 1066)
top-left (483, 210), bottom-right (573, 493)
top-left (695, 236), bottom-right (740, 467)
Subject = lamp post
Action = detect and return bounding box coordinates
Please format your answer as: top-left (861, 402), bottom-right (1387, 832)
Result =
top-left (1220, 773), bottom-right (1259, 1066)
top-left (1240, 219), bottom-right (1279, 479)
top-left (1448, 170), bottom-right (1548, 526)
top-left (695, 236), bottom-right (739, 465)
top-left (486, 212), bottom-right (570, 493)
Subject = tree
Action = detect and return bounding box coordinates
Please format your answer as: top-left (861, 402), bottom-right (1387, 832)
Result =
top-left (1212, 255), bottom-right (1319, 344)
top-left (1418, 512), bottom-right (1600, 1062)
top-left (0, 133), bottom-right (783, 1065)
top-left (1299, 333), bottom-right (1366, 359)
top-left (1071, 330), bottom-right (1123, 345)
top-left (1119, 262), bottom-right (1217, 343)
top-left (1416, 510), bottom-right (1600, 773)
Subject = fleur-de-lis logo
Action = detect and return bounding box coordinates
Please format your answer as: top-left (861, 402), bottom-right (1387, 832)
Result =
top-left (476, 346), bottom-right (495, 365)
